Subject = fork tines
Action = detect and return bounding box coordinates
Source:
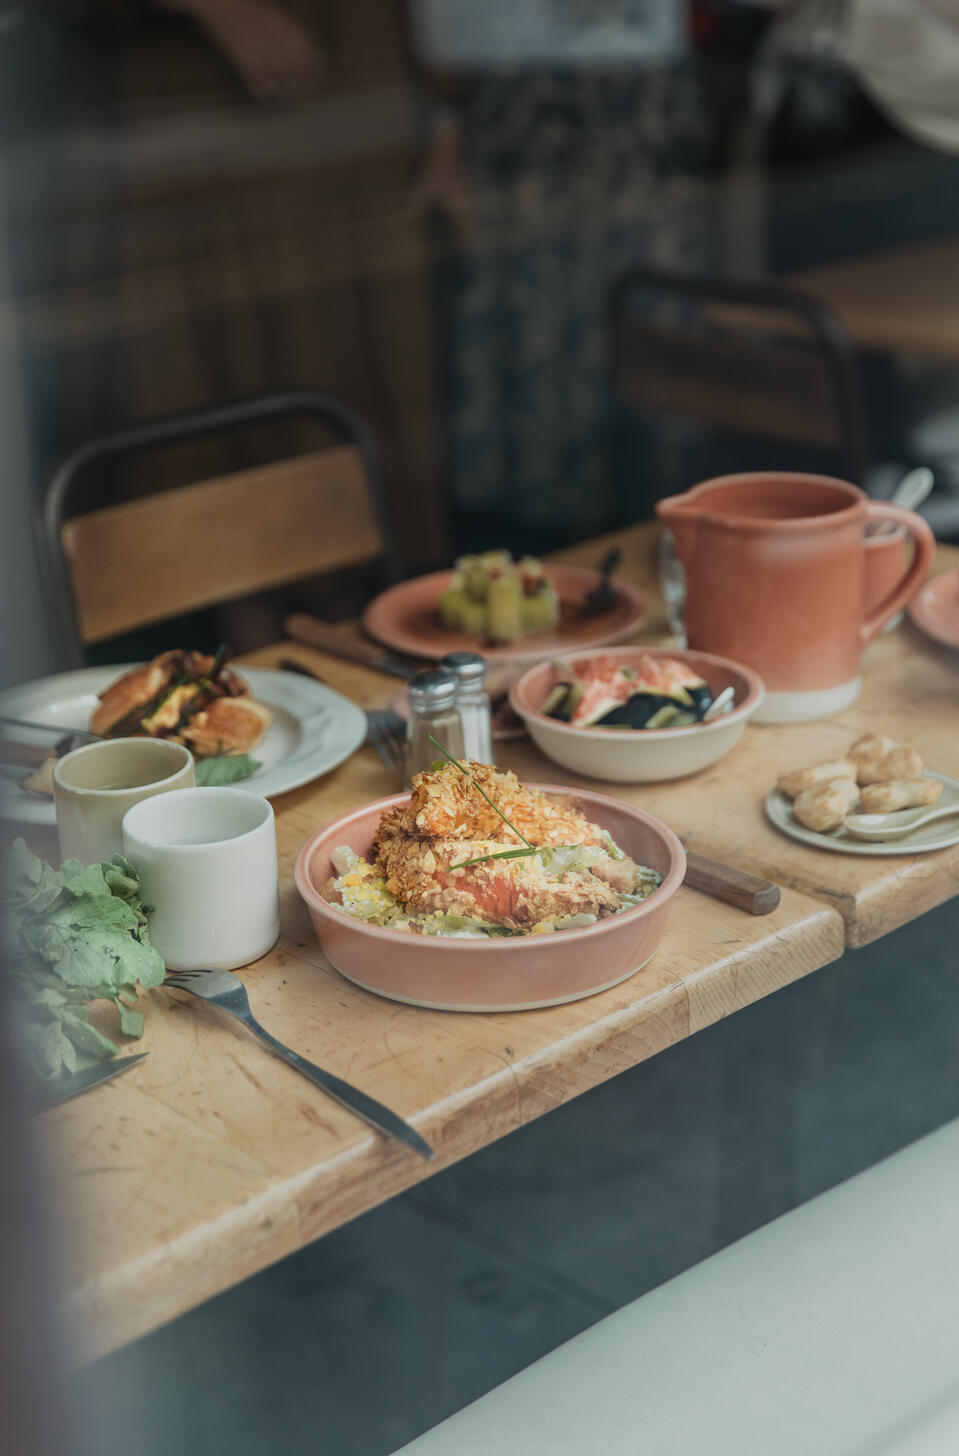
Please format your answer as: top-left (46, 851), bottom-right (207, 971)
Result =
top-left (365, 708), bottom-right (407, 770)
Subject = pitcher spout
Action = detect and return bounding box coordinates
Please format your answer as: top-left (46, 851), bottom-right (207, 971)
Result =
top-left (655, 491), bottom-right (699, 565)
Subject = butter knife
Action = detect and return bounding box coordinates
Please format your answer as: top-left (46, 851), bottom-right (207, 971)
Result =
top-left (39, 1052), bottom-right (148, 1108)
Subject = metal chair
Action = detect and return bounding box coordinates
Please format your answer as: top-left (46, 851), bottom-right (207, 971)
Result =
top-left (42, 390), bottom-right (392, 666)
top-left (608, 265), bottom-right (870, 488)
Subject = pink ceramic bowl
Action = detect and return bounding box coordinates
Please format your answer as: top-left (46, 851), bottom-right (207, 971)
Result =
top-left (294, 788), bottom-right (685, 1012)
top-left (509, 647), bottom-right (765, 783)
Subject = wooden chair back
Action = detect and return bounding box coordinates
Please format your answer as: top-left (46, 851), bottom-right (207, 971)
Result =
top-left (44, 391), bottom-right (389, 663)
top-left (609, 267), bottom-right (870, 485)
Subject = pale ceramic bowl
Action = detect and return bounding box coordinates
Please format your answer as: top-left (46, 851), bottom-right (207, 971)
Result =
top-left (509, 648), bottom-right (765, 784)
top-left (295, 787), bottom-right (685, 1012)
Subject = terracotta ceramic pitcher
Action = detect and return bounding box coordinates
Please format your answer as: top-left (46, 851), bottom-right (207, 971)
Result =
top-left (656, 472), bottom-right (935, 723)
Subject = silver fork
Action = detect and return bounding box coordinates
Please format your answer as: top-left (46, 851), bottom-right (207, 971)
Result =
top-left (365, 707), bottom-right (407, 771)
top-left (164, 967), bottom-right (433, 1159)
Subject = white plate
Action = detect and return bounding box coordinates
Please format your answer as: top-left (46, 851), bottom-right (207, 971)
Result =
top-left (0, 664), bottom-right (367, 826)
top-left (764, 770), bottom-right (959, 855)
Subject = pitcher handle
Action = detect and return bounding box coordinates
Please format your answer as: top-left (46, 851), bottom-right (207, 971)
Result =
top-left (862, 502), bottom-right (936, 646)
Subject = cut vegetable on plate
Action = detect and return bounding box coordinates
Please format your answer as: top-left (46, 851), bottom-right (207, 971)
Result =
top-left (542, 654), bottom-right (715, 730)
top-left (362, 564), bottom-right (647, 664)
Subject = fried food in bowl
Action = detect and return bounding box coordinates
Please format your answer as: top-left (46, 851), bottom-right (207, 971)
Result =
top-left (296, 763), bottom-right (685, 1011)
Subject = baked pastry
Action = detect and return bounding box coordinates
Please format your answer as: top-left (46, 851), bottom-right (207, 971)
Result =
top-left (793, 779), bottom-right (860, 833)
top-left (848, 734), bottom-right (896, 778)
top-left (857, 745), bottom-right (923, 786)
top-left (860, 778), bottom-right (943, 814)
top-left (91, 649), bottom-right (271, 758)
top-left (776, 759), bottom-right (857, 800)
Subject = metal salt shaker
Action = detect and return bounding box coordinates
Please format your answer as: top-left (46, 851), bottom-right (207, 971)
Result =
top-left (441, 651), bottom-right (494, 765)
top-left (405, 669), bottom-right (466, 783)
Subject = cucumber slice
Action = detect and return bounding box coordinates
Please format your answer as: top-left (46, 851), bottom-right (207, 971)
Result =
top-left (541, 684), bottom-right (572, 719)
top-left (644, 704), bottom-right (680, 729)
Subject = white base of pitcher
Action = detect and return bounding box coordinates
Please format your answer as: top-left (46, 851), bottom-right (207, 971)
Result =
top-left (751, 678), bottom-right (861, 725)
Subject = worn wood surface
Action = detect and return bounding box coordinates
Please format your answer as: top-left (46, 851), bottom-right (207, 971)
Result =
top-left (44, 518), bottom-right (957, 1358)
top-left (49, 871), bottom-right (841, 1363)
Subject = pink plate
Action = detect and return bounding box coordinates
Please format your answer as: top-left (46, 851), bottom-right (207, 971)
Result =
top-left (362, 565), bottom-right (647, 663)
top-left (909, 566), bottom-right (959, 650)
top-left (294, 787), bottom-right (685, 1012)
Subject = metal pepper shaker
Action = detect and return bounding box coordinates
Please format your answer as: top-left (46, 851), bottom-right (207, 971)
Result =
top-left (440, 651), bottom-right (494, 765)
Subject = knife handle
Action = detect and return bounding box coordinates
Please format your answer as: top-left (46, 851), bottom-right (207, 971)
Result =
top-left (284, 614), bottom-right (414, 679)
top-left (243, 1014), bottom-right (434, 1160)
top-left (684, 851), bottom-right (781, 916)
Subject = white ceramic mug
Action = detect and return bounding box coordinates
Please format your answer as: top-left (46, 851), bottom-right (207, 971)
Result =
top-left (121, 787), bottom-right (280, 971)
top-left (53, 737), bottom-right (195, 864)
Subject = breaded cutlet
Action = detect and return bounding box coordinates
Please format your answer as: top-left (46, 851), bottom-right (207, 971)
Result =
top-left (377, 761), bottom-right (602, 849)
top-left (370, 763), bottom-right (625, 931)
top-left (375, 833), bottom-right (620, 930)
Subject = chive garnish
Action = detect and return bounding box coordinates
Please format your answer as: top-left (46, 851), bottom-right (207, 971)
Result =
top-left (426, 734), bottom-right (534, 849)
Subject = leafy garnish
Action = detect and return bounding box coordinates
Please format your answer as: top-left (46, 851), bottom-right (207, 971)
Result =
top-left (449, 846), bottom-right (543, 871)
top-left (195, 754), bottom-right (261, 786)
top-left (4, 841), bottom-right (164, 1080)
top-left (426, 734), bottom-right (534, 848)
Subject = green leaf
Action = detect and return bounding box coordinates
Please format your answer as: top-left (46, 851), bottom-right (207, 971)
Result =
top-left (59, 1009), bottom-right (121, 1062)
top-left (4, 835), bottom-right (166, 1081)
top-left (41, 1020), bottom-right (78, 1077)
top-left (195, 754), bottom-right (261, 786)
top-left (448, 847), bottom-right (540, 871)
top-left (115, 997), bottom-right (145, 1038)
top-left (57, 859), bottom-right (111, 899)
top-left (102, 855), bottom-right (141, 900)
top-left (1, 839), bottom-right (64, 912)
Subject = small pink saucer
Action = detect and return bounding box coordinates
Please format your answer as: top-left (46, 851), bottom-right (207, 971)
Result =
top-left (908, 566), bottom-right (959, 650)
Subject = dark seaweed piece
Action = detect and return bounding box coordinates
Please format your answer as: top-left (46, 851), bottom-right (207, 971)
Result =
top-left (597, 692), bottom-right (678, 729)
top-left (686, 683), bottom-right (713, 719)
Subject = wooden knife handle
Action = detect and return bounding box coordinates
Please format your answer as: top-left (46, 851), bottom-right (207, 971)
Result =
top-left (284, 614), bottom-right (413, 678)
top-left (684, 851), bottom-right (781, 916)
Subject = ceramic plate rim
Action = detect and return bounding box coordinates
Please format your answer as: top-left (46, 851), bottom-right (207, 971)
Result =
top-left (764, 770), bottom-right (959, 855)
top-left (362, 565), bottom-right (647, 662)
top-left (0, 664), bottom-right (367, 825)
top-left (908, 566), bottom-right (959, 650)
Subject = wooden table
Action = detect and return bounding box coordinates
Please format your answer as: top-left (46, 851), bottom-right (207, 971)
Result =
top-left (45, 523), bottom-right (959, 1360)
top-left (787, 238), bottom-right (959, 363)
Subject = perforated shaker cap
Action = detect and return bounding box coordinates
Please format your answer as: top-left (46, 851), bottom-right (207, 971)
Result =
top-left (408, 668), bottom-right (458, 711)
top-left (440, 651), bottom-right (486, 683)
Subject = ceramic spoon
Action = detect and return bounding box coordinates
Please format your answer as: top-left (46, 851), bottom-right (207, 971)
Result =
top-left (891, 466), bottom-right (934, 512)
top-left (844, 801), bottom-right (959, 842)
top-left (702, 686), bottom-right (735, 721)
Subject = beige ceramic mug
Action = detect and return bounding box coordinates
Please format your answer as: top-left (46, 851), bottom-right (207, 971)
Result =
top-left (53, 737), bottom-right (195, 864)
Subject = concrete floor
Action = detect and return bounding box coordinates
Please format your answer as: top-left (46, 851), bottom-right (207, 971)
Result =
top-left (79, 896), bottom-right (959, 1456)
